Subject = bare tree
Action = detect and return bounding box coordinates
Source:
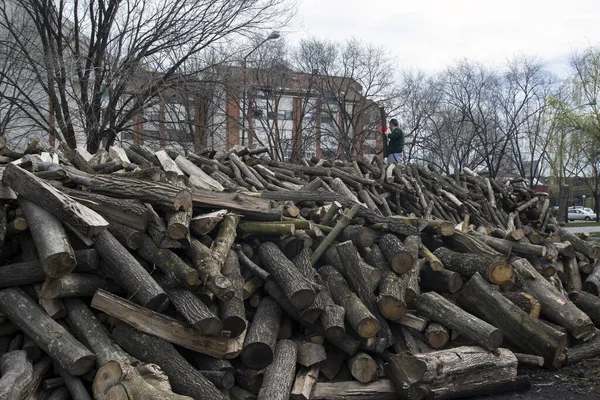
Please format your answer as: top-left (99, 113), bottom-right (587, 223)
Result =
top-left (0, 0), bottom-right (294, 153)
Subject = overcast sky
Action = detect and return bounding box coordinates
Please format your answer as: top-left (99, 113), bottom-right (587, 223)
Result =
top-left (287, 0), bottom-right (600, 77)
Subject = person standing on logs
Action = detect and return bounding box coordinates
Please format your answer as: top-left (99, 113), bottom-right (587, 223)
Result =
top-left (385, 118), bottom-right (404, 164)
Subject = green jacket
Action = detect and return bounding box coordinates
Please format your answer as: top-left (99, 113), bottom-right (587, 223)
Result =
top-left (387, 127), bottom-right (404, 155)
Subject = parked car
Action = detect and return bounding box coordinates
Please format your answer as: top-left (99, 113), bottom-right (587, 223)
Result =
top-left (567, 209), bottom-right (597, 221)
top-left (568, 206), bottom-right (595, 214)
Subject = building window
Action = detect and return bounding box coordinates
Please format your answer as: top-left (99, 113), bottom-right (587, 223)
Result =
top-left (253, 109), bottom-right (263, 118)
top-left (279, 110), bottom-right (293, 120)
top-left (267, 111), bottom-right (276, 120)
top-left (321, 114), bottom-right (334, 125)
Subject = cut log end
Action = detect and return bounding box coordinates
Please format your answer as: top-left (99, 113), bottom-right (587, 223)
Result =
top-left (357, 318), bottom-right (380, 339)
top-left (174, 190), bottom-right (193, 211)
top-left (167, 224), bottom-right (189, 240)
top-left (378, 295), bottom-right (407, 321)
top-left (489, 262), bottom-right (515, 285)
top-left (222, 316), bottom-right (247, 339)
top-left (290, 289), bottom-right (317, 311)
top-left (391, 252), bottom-right (414, 274)
top-left (44, 253), bottom-right (77, 279)
top-left (240, 343), bottom-right (274, 370)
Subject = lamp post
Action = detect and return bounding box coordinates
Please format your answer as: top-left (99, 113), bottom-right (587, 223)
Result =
top-left (583, 194), bottom-right (587, 207)
top-left (241, 31), bottom-right (281, 146)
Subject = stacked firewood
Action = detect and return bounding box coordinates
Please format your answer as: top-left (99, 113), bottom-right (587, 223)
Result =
top-left (1, 139), bottom-right (600, 400)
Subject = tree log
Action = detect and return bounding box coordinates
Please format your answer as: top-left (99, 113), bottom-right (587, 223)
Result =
top-left (291, 365), bottom-right (319, 400)
top-left (94, 230), bottom-right (169, 311)
top-left (378, 271), bottom-right (406, 321)
top-left (187, 238), bottom-right (234, 301)
top-left (319, 265), bottom-right (379, 339)
top-left (457, 273), bottom-right (567, 368)
top-left (55, 363), bottom-right (92, 400)
top-left (19, 198), bottom-right (76, 279)
top-left (379, 234), bottom-right (413, 274)
top-left (219, 251), bottom-right (247, 338)
top-left (584, 259), bottom-right (600, 295)
top-left (310, 380), bottom-right (397, 400)
top-left (433, 247), bottom-right (513, 285)
top-left (425, 323), bottom-right (450, 349)
top-left (512, 257), bottom-right (595, 340)
top-left (164, 287), bottom-right (222, 336)
top-left (311, 204), bottom-right (361, 265)
top-left (257, 340), bottom-right (297, 400)
top-left (241, 297), bottom-right (282, 369)
top-left (112, 323), bottom-right (225, 400)
top-left (419, 263), bottom-right (463, 294)
top-left (137, 234), bottom-right (198, 286)
top-left (428, 376), bottom-right (531, 400)
top-left (347, 352), bottom-right (377, 383)
top-left (569, 291), bottom-right (600, 327)
top-left (501, 292), bottom-right (541, 319)
top-left (2, 164), bottom-right (109, 237)
top-left (0, 350), bottom-right (33, 400)
top-left (40, 273), bottom-right (120, 299)
top-left (340, 225), bottom-right (376, 247)
top-left (416, 292), bottom-right (503, 351)
top-left (554, 226), bottom-right (600, 259)
top-left (258, 242), bottom-right (316, 310)
top-left (0, 288), bottom-right (95, 375)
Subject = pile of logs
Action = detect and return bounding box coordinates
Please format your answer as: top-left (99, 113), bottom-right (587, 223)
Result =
top-left (1, 139), bottom-right (600, 400)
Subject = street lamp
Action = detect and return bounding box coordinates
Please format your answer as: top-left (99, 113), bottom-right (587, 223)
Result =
top-left (241, 31), bottom-right (281, 146)
top-left (583, 194), bottom-right (587, 207)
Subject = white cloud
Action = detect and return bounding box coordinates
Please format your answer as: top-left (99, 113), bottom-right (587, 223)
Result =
top-left (286, 0), bottom-right (600, 76)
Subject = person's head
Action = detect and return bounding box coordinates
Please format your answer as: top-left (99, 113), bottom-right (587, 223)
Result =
top-left (389, 119), bottom-right (399, 128)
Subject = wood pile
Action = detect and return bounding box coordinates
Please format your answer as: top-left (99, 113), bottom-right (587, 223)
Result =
top-left (0, 139), bottom-right (599, 399)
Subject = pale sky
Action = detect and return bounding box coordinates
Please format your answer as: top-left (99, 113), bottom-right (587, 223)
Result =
top-left (287, 0), bottom-right (600, 77)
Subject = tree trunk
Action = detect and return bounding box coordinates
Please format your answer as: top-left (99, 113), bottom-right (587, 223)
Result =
top-left (0, 350), bottom-right (33, 400)
top-left (379, 234), bottom-right (413, 274)
top-left (419, 263), bottom-right (463, 294)
top-left (94, 230), bottom-right (169, 311)
top-left (40, 273), bottom-right (120, 299)
top-left (416, 292), bottom-right (503, 351)
top-left (340, 225), bottom-right (376, 247)
top-left (310, 380), bottom-right (397, 400)
top-left (347, 352), bottom-right (377, 383)
top-left (433, 247), bottom-right (513, 285)
top-left (2, 164), bottom-right (109, 237)
top-left (257, 340), bottom-right (297, 400)
top-left (319, 265), bottom-right (379, 339)
top-left (0, 288), bottom-right (95, 375)
top-left (112, 323), bottom-right (225, 400)
top-left (137, 235), bottom-right (198, 286)
top-left (457, 273), bottom-right (567, 368)
top-left (554, 227), bottom-right (600, 259)
top-left (241, 297), bottom-right (282, 369)
top-left (377, 271), bottom-right (407, 321)
top-left (258, 242), bottom-right (316, 310)
top-left (512, 258), bottom-right (594, 340)
top-left (569, 291), bottom-right (600, 326)
top-left (19, 198), bottom-right (76, 279)
top-left (107, 221), bottom-right (144, 250)
top-left (164, 287), bottom-right (222, 336)
top-left (219, 251), bottom-right (247, 339)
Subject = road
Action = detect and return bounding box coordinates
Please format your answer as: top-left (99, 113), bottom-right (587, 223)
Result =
top-left (564, 223), bottom-right (600, 233)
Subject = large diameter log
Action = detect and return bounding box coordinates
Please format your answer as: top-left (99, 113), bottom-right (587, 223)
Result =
top-left (241, 297), bottom-right (282, 369)
top-left (54, 363), bottom-right (92, 400)
top-left (107, 221), bottom-right (144, 250)
top-left (257, 340), bottom-right (297, 400)
top-left (0, 249), bottom-right (100, 288)
top-left (0, 288), bottom-right (95, 375)
top-left (429, 376), bottom-right (531, 400)
top-left (165, 288), bottom-right (222, 336)
top-left (219, 251), bottom-right (247, 338)
top-left (0, 350), bottom-right (33, 400)
top-left (512, 258), bottom-right (595, 340)
top-left (94, 230), bottom-right (169, 311)
top-left (112, 323), bottom-right (226, 400)
top-left (319, 265), bottom-right (380, 339)
top-left (310, 380), bottom-right (397, 400)
top-left (384, 346), bottom-right (518, 400)
top-left (425, 323), bottom-right (450, 349)
top-left (64, 299), bottom-right (134, 367)
top-left (91, 290), bottom-right (235, 359)
top-left (175, 155), bottom-right (224, 191)
top-left (19, 198), bottom-right (76, 278)
top-left (457, 273), bottom-right (567, 368)
top-left (569, 291), bottom-right (600, 326)
top-left (347, 352), bottom-right (377, 383)
top-left (340, 225), bottom-right (376, 247)
top-left (2, 164), bottom-right (109, 237)
top-left (583, 259), bottom-right (600, 295)
top-left (566, 330), bottom-right (600, 365)
top-left (379, 234), bottom-right (413, 274)
top-left (377, 271), bottom-right (406, 321)
top-left (433, 247), bottom-right (513, 285)
top-left (137, 235), bottom-right (198, 286)
top-left (258, 242), bottom-right (316, 310)
top-left (416, 292), bottom-right (503, 351)
top-left (69, 173), bottom-right (193, 211)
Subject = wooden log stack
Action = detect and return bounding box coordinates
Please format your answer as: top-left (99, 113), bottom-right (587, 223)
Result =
top-left (0, 139), bottom-right (599, 399)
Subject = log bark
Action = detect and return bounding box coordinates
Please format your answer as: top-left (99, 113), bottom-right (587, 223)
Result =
top-left (319, 265), bottom-right (379, 339)
top-left (569, 291), bottom-right (600, 326)
top-left (164, 287), bottom-right (222, 336)
top-left (311, 204), bottom-right (362, 265)
top-left (291, 365), bottom-right (319, 400)
top-left (378, 271), bottom-right (407, 321)
top-left (241, 297), bottom-right (282, 369)
top-left (107, 221), bottom-right (144, 250)
top-left (501, 292), bottom-right (541, 319)
top-left (379, 234), bottom-right (413, 274)
top-left (258, 242), bottom-right (316, 310)
top-left (91, 290), bottom-right (236, 359)
top-left (584, 259), bottom-right (600, 295)
top-left (112, 323), bottom-right (226, 400)
top-left (219, 251), bottom-right (247, 338)
top-left (425, 323), bottom-right (450, 349)
top-left (55, 363), bottom-right (92, 400)
top-left (340, 225), bottom-right (376, 247)
top-left (554, 226), bottom-right (600, 259)
top-left (310, 380), bottom-right (397, 400)
top-left (175, 155), bottom-right (224, 191)
top-left (0, 350), bottom-right (33, 400)
top-left (94, 230), bottom-right (169, 311)
top-left (419, 263), bottom-right (463, 294)
top-left (512, 258), bottom-right (595, 340)
top-left (428, 376), bottom-right (531, 400)
top-left (64, 299), bottom-right (135, 367)
top-left (137, 234), bottom-right (198, 286)
top-left (566, 330), bottom-right (600, 365)
top-left (0, 288), bottom-right (95, 375)
top-left (2, 164), bottom-right (109, 237)
top-left (40, 273), bottom-right (120, 299)
top-left (433, 247), bottom-right (513, 285)
top-left (347, 352), bottom-right (377, 383)
top-left (187, 238), bottom-right (234, 301)
top-left (257, 340), bottom-right (297, 400)
top-left (416, 292), bottom-right (503, 351)
top-left (457, 273), bottom-right (567, 368)
top-left (19, 197), bottom-right (76, 279)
